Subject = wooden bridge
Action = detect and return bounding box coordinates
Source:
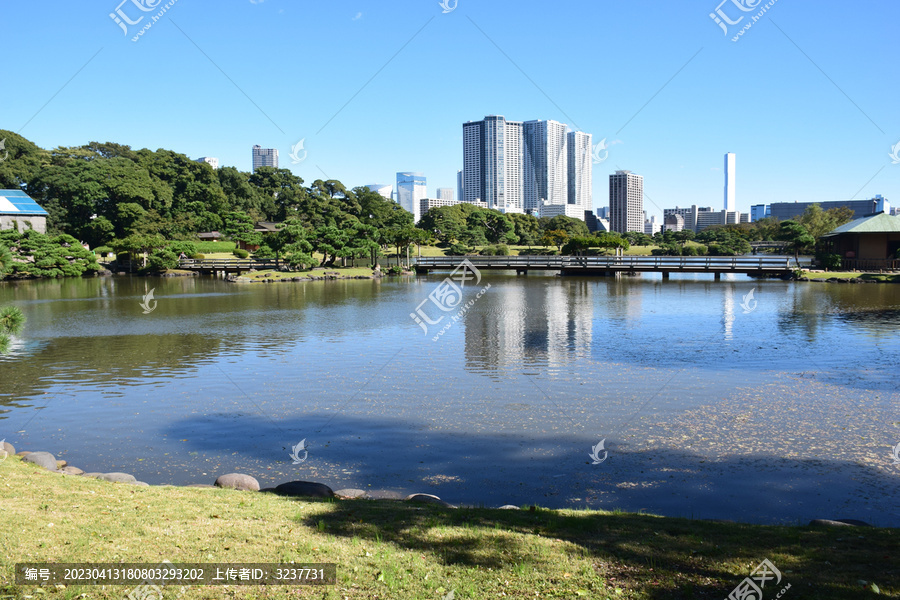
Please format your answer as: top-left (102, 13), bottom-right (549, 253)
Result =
top-left (177, 258), bottom-right (280, 275)
top-left (414, 255), bottom-right (801, 278)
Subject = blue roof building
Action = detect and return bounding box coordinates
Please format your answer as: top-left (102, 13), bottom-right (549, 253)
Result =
top-left (0, 189), bottom-right (48, 234)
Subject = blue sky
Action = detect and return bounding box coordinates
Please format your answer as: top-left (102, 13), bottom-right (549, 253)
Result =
top-left (3, 0), bottom-right (898, 219)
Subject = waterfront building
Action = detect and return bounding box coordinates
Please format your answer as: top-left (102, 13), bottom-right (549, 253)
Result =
top-left (251, 145), bottom-right (278, 171)
top-left (396, 172), bottom-right (427, 222)
top-left (821, 212), bottom-right (900, 269)
top-left (609, 170), bottom-right (644, 233)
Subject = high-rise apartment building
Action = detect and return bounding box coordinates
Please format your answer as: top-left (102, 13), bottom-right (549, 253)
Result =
top-left (523, 120), bottom-right (568, 212)
top-left (724, 152), bottom-right (736, 212)
top-left (567, 131), bottom-right (592, 211)
top-left (437, 188), bottom-right (454, 201)
top-left (252, 145), bottom-right (278, 171)
top-left (462, 116), bottom-right (524, 213)
top-left (396, 172), bottom-right (427, 222)
top-left (609, 170), bottom-right (643, 233)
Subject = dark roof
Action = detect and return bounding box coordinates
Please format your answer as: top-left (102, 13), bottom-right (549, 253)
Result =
top-left (197, 231), bottom-right (222, 239)
top-left (0, 189), bottom-right (48, 216)
top-left (254, 221), bottom-right (281, 233)
top-left (822, 212), bottom-right (900, 236)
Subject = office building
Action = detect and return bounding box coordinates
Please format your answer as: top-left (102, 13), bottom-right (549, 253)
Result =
top-left (767, 196), bottom-right (890, 221)
top-left (196, 157), bottom-right (219, 170)
top-left (463, 115), bottom-right (524, 213)
top-left (251, 145), bottom-right (278, 171)
top-left (609, 170), bottom-right (643, 233)
top-left (420, 197), bottom-right (488, 216)
top-left (644, 215), bottom-right (661, 235)
top-left (366, 184), bottom-right (393, 200)
top-left (750, 204), bottom-right (770, 222)
top-left (596, 206), bottom-right (610, 220)
top-left (724, 152), bottom-right (736, 212)
top-left (568, 131), bottom-right (593, 212)
top-left (396, 172), bottom-right (427, 222)
top-left (523, 120), bottom-right (568, 212)
top-left (457, 170), bottom-right (464, 206)
top-left (539, 202), bottom-right (586, 220)
top-left (437, 188), bottom-right (454, 201)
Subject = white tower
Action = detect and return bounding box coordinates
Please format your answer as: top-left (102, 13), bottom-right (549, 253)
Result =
top-left (724, 152), bottom-right (736, 212)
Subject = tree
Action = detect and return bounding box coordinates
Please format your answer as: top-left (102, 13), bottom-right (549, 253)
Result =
top-left (798, 204), bottom-right (854, 240)
top-left (0, 244), bottom-right (13, 279)
top-left (111, 233), bottom-right (166, 268)
top-left (778, 220), bottom-right (815, 267)
top-left (508, 213), bottom-right (541, 246)
top-left (0, 304), bottom-right (25, 355)
top-left (543, 215), bottom-right (590, 237)
top-left (541, 229), bottom-right (569, 252)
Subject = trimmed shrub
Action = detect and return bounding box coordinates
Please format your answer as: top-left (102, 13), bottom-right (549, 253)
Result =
top-left (233, 248), bottom-right (250, 259)
top-left (148, 249), bottom-right (179, 271)
top-left (190, 253), bottom-right (205, 260)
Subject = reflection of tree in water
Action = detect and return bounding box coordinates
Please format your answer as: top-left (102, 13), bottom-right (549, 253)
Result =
top-left (0, 334), bottom-right (225, 417)
top-left (778, 283), bottom-right (900, 343)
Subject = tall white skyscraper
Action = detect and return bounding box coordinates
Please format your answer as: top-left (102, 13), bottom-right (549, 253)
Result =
top-left (396, 172), bottom-right (427, 222)
top-left (365, 184), bottom-right (393, 200)
top-left (523, 120), bottom-right (568, 212)
top-left (252, 145), bottom-right (278, 171)
top-left (567, 131), bottom-right (592, 211)
top-left (462, 115), bottom-right (524, 213)
top-left (724, 152), bottom-right (736, 212)
top-left (437, 188), bottom-right (454, 201)
top-left (609, 170), bottom-right (644, 233)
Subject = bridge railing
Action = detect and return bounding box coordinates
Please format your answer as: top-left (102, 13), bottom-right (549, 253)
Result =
top-left (414, 255), bottom-right (798, 270)
top-left (178, 259), bottom-right (279, 269)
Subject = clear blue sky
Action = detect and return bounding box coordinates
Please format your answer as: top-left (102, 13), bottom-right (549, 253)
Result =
top-left (3, 0), bottom-right (898, 219)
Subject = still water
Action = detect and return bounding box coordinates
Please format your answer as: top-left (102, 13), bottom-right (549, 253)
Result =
top-left (1, 271), bottom-right (898, 525)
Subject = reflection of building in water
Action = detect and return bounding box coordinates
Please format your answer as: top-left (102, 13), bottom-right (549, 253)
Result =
top-left (464, 281), bottom-right (593, 371)
top-left (723, 285), bottom-right (735, 341)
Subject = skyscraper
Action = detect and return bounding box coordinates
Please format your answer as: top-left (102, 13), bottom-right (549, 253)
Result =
top-left (724, 152), bottom-right (736, 212)
top-left (523, 120), bottom-right (568, 212)
top-left (396, 172), bottom-right (427, 222)
top-left (437, 188), bottom-right (454, 201)
top-left (252, 145), bottom-right (278, 171)
top-left (462, 115), bottom-right (524, 213)
top-left (609, 170), bottom-right (643, 233)
top-left (567, 131), bottom-right (592, 211)
top-left (457, 170), bottom-right (464, 205)
top-left (365, 184), bottom-right (393, 200)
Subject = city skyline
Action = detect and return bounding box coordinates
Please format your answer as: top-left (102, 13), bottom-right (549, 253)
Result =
top-left (3, 2), bottom-right (897, 221)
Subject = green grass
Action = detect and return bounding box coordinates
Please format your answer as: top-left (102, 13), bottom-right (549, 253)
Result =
top-left (1, 457), bottom-right (896, 599)
top-left (802, 270), bottom-right (900, 282)
top-left (233, 267), bottom-right (376, 281)
top-left (194, 241), bottom-right (236, 254)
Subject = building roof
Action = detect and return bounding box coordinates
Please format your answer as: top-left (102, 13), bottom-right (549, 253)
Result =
top-left (0, 189), bottom-right (48, 216)
top-left (822, 212), bottom-right (900, 236)
top-left (197, 231), bottom-right (222, 239)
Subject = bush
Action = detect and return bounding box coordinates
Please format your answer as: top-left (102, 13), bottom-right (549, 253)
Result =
top-left (816, 251), bottom-right (842, 270)
top-left (233, 248), bottom-right (250, 259)
top-left (93, 246), bottom-right (113, 258)
top-left (681, 245), bottom-right (698, 256)
top-left (147, 248), bottom-right (179, 271)
top-left (167, 241), bottom-right (197, 257)
top-left (446, 243), bottom-right (471, 256)
top-left (190, 253), bottom-right (205, 260)
top-left (518, 248), bottom-right (557, 256)
top-left (386, 265), bottom-right (403, 275)
top-left (651, 244), bottom-right (680, 256)
top-left (479, 244), bottom-right (509, 256)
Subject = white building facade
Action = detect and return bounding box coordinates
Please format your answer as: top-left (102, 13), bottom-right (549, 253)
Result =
top-left (252, 145), bottom-right (278, 171)
top-left (396, 172), bottom-right (427, 222)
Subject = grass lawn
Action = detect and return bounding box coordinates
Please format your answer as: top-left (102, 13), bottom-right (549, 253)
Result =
top-left (1, 457), bottom-right (896, 599)
top-left (801, 270), bottom-right (900, 282)
top-left (234, 267), bottom-right (377, 281)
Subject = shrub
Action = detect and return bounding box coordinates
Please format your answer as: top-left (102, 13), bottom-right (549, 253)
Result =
top-left (446, 243), bottom-right (470, 256)
top-left (147, 248), bottom-right (179, 271)
top-left (386, 265), bottom-right (403, 275)
top-left (233, 248), bottom-right (250, 259)
top-left (190, 253), bottom-right (205, 260)
top-left (479, 244), bottom-right (510, 256)
top-left (681, 245), bottom-right (698, 256)
top-left (93, 246), bottom-right (113, 258)
top-left (167, 241), bottom-right (198, 257)
top-left (815, 251), bottom-right (842, 270)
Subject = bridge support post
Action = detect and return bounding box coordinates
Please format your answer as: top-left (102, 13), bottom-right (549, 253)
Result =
top-left (516, 269), bottom-right (528, 276)
top-left (714, 272), bottom-right (721, 281)
top-left (661, 272), bottom-right (669, 280)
